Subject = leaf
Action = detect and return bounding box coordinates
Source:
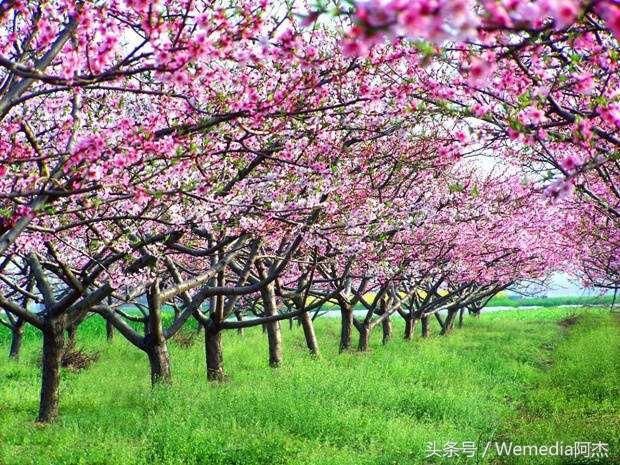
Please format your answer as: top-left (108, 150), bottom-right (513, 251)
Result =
top-left (449, 182), bottom-right (464, 193)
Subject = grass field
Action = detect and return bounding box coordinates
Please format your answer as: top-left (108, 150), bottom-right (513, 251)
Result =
top-left (314, 294), bottom-right (617, 312)
top-left (485, 295), bottom-right (617, 308)
top-left (0, 308), bottom-right (618, 465)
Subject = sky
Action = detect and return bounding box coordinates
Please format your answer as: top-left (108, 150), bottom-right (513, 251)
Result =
top-left (508, 272), bottom-right (611, 297)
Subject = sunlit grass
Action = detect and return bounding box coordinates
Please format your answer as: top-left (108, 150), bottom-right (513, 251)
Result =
top-left (486, 295), bottom-right (616, 307)
top-left (0, 308), bottom-right (617, 464)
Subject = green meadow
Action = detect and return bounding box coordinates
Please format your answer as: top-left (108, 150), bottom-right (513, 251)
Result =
top-left (1, 308), bottom-right (618, 465)
top-left (316, 294), bottom-right (617, 312)
top-left (485, 294), bottom-right (617, 308)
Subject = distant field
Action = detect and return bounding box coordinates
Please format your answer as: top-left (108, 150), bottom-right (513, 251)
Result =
top-left (486, 294), bottom-right (617, 307)
top-left (0, 307), bottom-right (618, 465)
top-left (314, 294), bottom-right (617, 313)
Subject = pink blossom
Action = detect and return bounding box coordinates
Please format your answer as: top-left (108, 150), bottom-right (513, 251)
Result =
top-left (13, 205), bottom-right (34, 221)
top-left (544, 178), bottom-right (574, 201)
top-left (600, 2), bottom-right (620, 39)
top-left (342, 38), bottom-right (369, 57)
top-left (356, 1), bottom-right (398, 29)
top-left (134, 189), bottom-right (150, 205)
top-left (514, 2), bottom-right (543, 24)
top-left (196, 13), bottom-right (210, 28)
top-left (559, 154), bottom-right (581, 173)
top-left (454, 130), bottom-right (470, 144)
top-left (399, 5), bottom-right (423, 33)
top-left (547, 0), bottom-right (580, 29)
top-left (599, 103), bottom-right (620, 128)
top-left (86, 165), bottom-right (105, 181)
top-left (278, 28), bottom-right (296, 48)
top-left (574, 72), bottom-right (594, 94)
top-left (467, 56), bottom-right (496, 87)
top-left (531, 85), bottom-right (550, 98)
top-left (36, 19), bottom-right (56, 49)
top-left (484, 1), bottom-right (513, 28)
top-left (507, 128), bottom-right (521, 140)
top-left (576, 119), bottom-right (593, 140)
top-left (300, 11), bottom-right (321, 27)
top-left (519, 106), bottom-right (547, 125)
top-left (471, 103), bottom-right (488, 117)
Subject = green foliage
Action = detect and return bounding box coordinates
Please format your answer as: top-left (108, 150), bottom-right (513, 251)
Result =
top-left (0, 309), bottom-right (617, 464)
top-left (413, 40), bottom-right (436, 59)
top-left (449, 182), bottom-right (464, 193)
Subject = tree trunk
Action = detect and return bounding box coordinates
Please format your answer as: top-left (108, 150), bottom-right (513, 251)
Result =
top-left (234, 311), bottom-right (244, 336)
top-left (65, 324), bottom-right (77, 353)
top-left (266, 321), bottom-right (283, 367)
top-left (9, 319), bottom-right (24, 359)
top-left (358, 325), bottom-right (371, 352)
top-left (339, 305), bottom-right (354, 352)
top-left (37, 319), bottom-right (65, 423)
top-left (381, 315), bottom-right (392, 345)
top-left (106, 319), bottom-right (114, 342)
top-left (458, 308), bottom-right (464, 328)
top-left (146, 285), bottom-right (172, 385)
top-left (403, 316), bottom-right (416, 341)
top-left (261, 283), bottom-right (283, 367)
top-left (205, 325), bottom-right (225, 381)
top-left (448, 309), bottom-right (458, 331)
top-left (435, 313), bottom-right (445, 332)
top-left (300, 311), bottom-right (319, 356)
top-left (421, 316), bottom-right (430, 338)
top-left (441, 309), bottom-right (457, 335)
top-left (146, 340), bottom-right (172, 385)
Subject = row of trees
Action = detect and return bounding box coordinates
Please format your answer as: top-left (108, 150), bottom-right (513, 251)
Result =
top-left (0, 0), bottom-right (617, 424)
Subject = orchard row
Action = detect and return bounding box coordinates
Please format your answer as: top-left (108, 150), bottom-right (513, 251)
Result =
top-left (0, 0), bottom-right (617, 423)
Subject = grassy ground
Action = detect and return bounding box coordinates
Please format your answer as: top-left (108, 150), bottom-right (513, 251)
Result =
top-left (485, 295), bottom-right (617, 307)
top-left (0, 308), bottom-right (618, 465)
top-left (315, 294), bottom-right (616, 312)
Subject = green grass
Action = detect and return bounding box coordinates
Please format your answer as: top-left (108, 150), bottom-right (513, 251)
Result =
top-left (0, 308), bottom-right (618, 465)
top-left (315, 294), bottom-right (616, 313)
top-left (486, 295), bottom-right (616, 307)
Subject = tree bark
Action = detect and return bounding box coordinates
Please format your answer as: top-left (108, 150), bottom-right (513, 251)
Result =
top-left (441, 309), bottom-right (457, 335)
top-left (458, 308), bottom-right (464, 328)
top-left (65, 324), bottom-right (77, 353)
top-left (339, 305), bottom-right (354, 352)
top-left (9, 319), bottom-right (24, 359)
top-left (145, 340), bottom-right (172, 385)
top-left (299, 311), bottom-right (319, 356)
top-left (261, 283), bottom-right (283, 367)
top-left (435, 313), bottom-right (445, 331)
top-left (106, 319), bottom-right (114, 342)
top-left (234, 311), bottom-right (244, 336)
top-left (403, 316), bottom-right (416, 341)
top-left (381, 314), bottom-right (392, 345)
top-left (358, 325), bottom-right (371, 352)
top-left (205, 325), bottom-right (225, 381)
top-left (145, 284), bottom-right (172, 385)
top-left (37, 319), bottom-right (65, 423)
top-left (421, 316), bottom-right (430, 338)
